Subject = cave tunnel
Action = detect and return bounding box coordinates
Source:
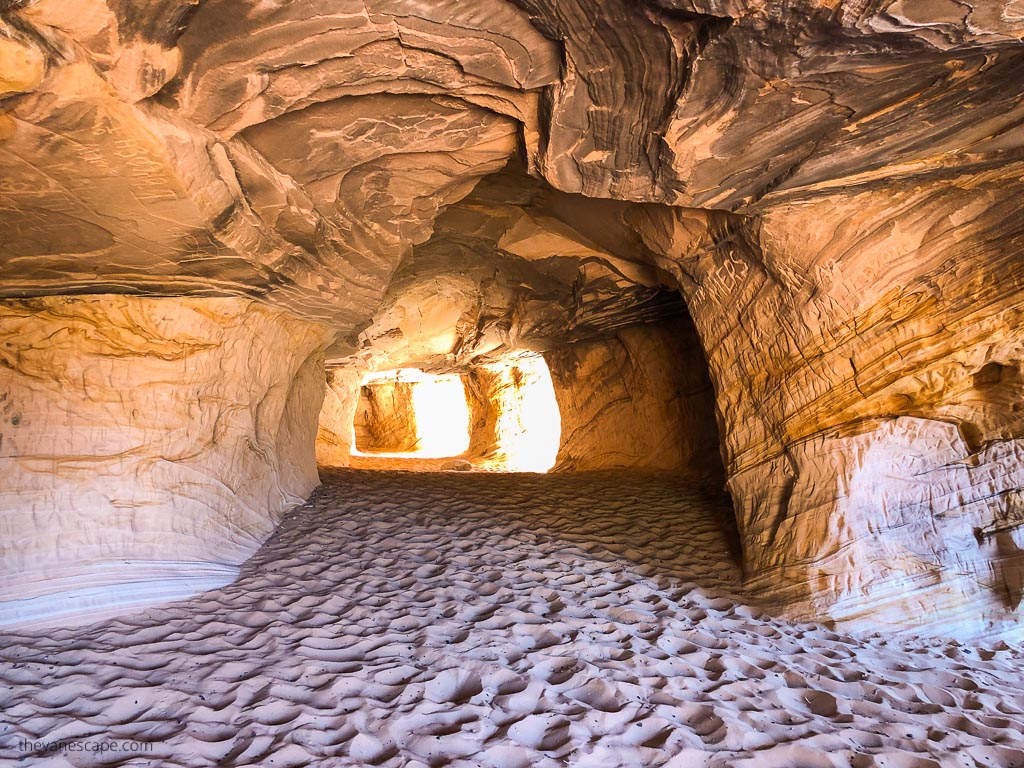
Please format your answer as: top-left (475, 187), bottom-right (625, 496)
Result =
top-left (2, 0), bottom-right (1024, 763)
top-left (326, 303), bottom-right (728, 483)
top-left (347, 356), bottom-right (563, 471)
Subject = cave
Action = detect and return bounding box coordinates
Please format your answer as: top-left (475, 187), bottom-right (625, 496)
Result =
top-left (343, 355), bottom-right (566, 472)
top-left (1, 0), bottom-right (1023, 764)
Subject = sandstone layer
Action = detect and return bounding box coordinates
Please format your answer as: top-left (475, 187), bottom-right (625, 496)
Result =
top-left (0, 296), bottom-right (331, 627)
top-left (354, 378), bottom-right (421, 455)
top-left (546, 317), bottom-right (723, 480)
top-left (315, 369), bottom-right (362, 468)
top-left (630, 183), bottom-right (1024, 637)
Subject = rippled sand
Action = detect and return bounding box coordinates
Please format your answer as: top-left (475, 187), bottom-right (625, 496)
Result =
top-left (1, 469), bottom-right (1022, 767)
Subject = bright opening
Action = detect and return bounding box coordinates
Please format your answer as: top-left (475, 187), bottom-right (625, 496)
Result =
top-left (482, 354), bottom-right (561, 473)
top-left (410, 374), bottom-right (471, 457)
top-left (346, 356), bottom-right (561, 472)
top-left (354, 369), bottom-right (470, 458)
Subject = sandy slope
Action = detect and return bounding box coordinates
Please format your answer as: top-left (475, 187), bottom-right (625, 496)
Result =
top-left (1, 469), bottom-right (1022, 767)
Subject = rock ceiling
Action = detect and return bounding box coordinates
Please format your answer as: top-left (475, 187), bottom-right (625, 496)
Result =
top-left (3, 0), bottom-right (1021, 368)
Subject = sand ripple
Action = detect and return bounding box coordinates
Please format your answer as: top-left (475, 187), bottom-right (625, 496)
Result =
top-left (1, 469), bottom-right (1022, 766)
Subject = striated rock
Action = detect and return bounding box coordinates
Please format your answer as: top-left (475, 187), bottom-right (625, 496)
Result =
top-left (506, 0), bottom-right (720, 201)
top-left (170, 0), bottom-right (559, 137)
top-left (240, 94), bottom-right (520, 319)
top-left (511, 0), bottom-right (1024, 208)
top-left (749, 418), bottom-right (1024, 637)
top-left (0, 296), bottom-right (331, 627)
top-left (0, 0), bottom-right (550, 330)
top-left (629, 178), bottom-right (1024, 636)
top-left (545, 317), bottom-right (723, 480)
top-left (354, 378), bottom-right (421, 454)
top-left (315, 369), bottom-right (362, 468)
top-left (347, 162), bottom-right (685, 373)
top-left (659, 24), bottom-right (1024, 210)
top-left (15, 0), bottom-right (194, 102)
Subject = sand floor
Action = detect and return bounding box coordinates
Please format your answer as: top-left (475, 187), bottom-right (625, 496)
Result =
top-left (1, 469), bottom-right (1022, 767)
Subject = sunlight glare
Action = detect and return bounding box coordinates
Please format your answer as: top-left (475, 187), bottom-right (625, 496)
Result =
top-left (411, 374), bottom-right (471, 457)
top-left (354, 369), bottom-right (470, 458)
top-left (486, 355), bottom-right (561, 472)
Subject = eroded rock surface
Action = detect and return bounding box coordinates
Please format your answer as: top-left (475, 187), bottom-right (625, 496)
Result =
top-left (546, 317), bottom-right (723, 481)
top-left (354, 379), bottom-right (421, 454)
top-left (630, 181), bottom-right (1024, 637)
top-left (315, 369), bottom-right (362, 468)
top-left (0, 296), bottom-right (330, 627)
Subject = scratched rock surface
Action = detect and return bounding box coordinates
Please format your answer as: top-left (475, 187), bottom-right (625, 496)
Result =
top-left (0, 296), bottom-right (332, 628)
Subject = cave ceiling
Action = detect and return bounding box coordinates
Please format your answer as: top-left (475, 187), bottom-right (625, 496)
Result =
top-left (1, 0), bottom-right (1022, 369)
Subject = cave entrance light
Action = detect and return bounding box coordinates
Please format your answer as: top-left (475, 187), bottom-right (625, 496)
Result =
top-left (347, 355), bottom-right (562, 472)
top-left (479, 354), bottom-right (561, 473)
top-left (354, 368), bottom-right (471, 459)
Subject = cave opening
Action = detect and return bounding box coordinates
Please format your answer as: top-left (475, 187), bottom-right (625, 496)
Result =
top-left (311, 152), bottom-right (733, 483)
top-left (353, 369), bottom-right (472, 459)
top-left (341, 353), bottom-right (563, 472)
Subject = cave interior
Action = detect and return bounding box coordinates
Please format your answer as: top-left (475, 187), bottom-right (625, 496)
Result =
top-left (1, 0), bottom-right (1023, 639)
top-left (1, 0), bottom-right (1024, 761)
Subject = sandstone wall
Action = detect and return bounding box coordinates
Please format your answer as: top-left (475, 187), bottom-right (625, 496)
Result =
top-left (464, 368), bottom-right (503, 466)
top-left (315, 369), bottom-right (362, 467)
top-left (0, 296), bottom-right (332, 628)
top-left (631, 181), bottom-right (1024, 638)
top-left (544, 318), bottom-right (724, 481)
top-left (354, 380), bottom-right (420, 454)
